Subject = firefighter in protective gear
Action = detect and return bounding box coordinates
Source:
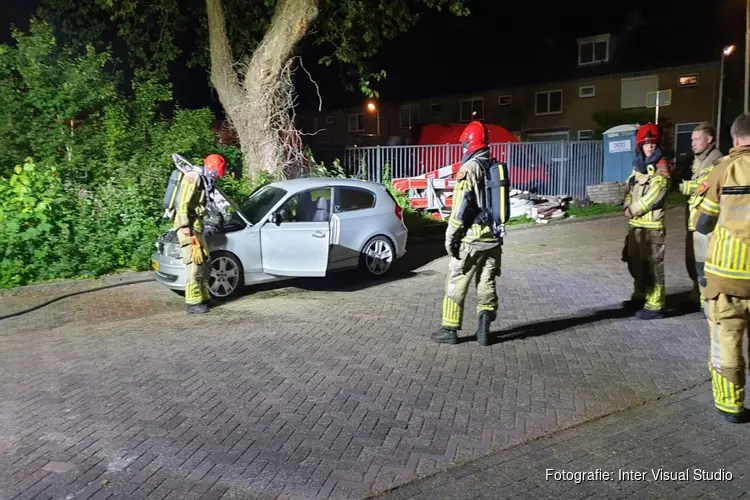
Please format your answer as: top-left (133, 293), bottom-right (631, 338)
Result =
top-left (175, 153), bottom-right (227, 314)
top-left (695, 113), bottom-right (750, 424)
top-left (679, 123), bottom-right (723, 313)
top-left (431, 121), bottom-right (502, 346)
top-left (622, 122), bottom-right (672, 320)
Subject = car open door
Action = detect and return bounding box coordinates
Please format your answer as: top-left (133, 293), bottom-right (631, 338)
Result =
top-left (260, 221), bottom-right (330, 277)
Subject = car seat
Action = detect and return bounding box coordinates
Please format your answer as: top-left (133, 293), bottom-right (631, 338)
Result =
top-left (312, 197), bottom-right (330, 222)
top-left (297, 192), bottom-right (314, 221)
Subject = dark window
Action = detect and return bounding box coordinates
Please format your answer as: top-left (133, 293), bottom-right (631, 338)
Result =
top-left (579, 43), bottom-right (594, 64)
top-left (336, 188), bottom-right (375, 212)
top-left (549, 91), bottom-right (562, 113)
top-left (535, 93), bottom-right (548, 114)
top-left (460, 99), bottom-right (483, 122)
top-left (594, 41), bottom-right (607, 62)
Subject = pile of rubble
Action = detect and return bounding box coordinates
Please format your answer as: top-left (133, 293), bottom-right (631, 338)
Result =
top-left (510, 190), bottom-right (571, 224)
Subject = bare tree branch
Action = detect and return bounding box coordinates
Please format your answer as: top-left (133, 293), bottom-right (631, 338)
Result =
top-left (298, 56), bottom-right (322, 112)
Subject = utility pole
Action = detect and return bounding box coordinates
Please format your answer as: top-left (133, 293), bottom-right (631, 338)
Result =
top-left (718, 45), bottom-right (736, 149)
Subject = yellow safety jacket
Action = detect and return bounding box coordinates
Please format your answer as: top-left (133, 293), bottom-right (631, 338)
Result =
top-left (624, 160), bottom-right (671, 230)
top-left (698, 147), bottom-right (750, 290)
top-left (446, 149), bottom-right (501, 251)
top-left (173, 170), bottom-right (208, 234)
top-left (682, 145), bottom-right (723, 231)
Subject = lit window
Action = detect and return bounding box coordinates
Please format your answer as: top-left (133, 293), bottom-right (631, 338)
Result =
top-left (679, 74), bottom-right (698, 87)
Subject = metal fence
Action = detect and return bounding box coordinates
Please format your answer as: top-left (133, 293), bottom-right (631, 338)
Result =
top-left (340, 141), bottom-right (605, 199)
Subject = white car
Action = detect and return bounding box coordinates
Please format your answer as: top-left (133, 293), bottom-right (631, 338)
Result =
top-left (152, 177), bottom-right (409, 298)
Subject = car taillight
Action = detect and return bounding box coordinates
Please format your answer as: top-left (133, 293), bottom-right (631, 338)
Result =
top-left (394, 203), bottom-right (403, 222)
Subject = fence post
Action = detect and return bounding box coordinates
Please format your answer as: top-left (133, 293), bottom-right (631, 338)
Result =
top-left (376, 146), bottom-right (382, 183)
top-left (444, 144), bottom-right (450, 167)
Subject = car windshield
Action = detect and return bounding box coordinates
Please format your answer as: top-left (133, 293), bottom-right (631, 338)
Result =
top-left (238, 185), bottom-right (287, 225)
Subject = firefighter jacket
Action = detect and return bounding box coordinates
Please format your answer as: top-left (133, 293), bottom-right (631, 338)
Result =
top-left (696, 145), bottom-right (750, 299)
top-left (173, 170), bottom-right (208, 234)
top-left (446, 149), bottom-right (501, 251)
top-left (624, 153), bottom-right (671, 230)
top-left (682, 144), bottom-right (724, 231)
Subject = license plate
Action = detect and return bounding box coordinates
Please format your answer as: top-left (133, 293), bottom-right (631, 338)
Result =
top-left (152, 259), bottom-right (159, 271)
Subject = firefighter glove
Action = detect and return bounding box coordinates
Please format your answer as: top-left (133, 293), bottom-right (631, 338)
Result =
top-left (189, 236), bottom-right (207, 265)
top-left (446, 239), bottom-right (461, 260)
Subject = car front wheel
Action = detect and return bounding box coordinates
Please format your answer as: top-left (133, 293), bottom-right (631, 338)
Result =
top-left (360, 235), bottom-right (395, 277)
top-left (208, 250), bottom-right (244, 299)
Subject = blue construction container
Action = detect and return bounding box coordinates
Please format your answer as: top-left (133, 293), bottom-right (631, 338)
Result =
top-left (603, 124), bottom-right (638, 182)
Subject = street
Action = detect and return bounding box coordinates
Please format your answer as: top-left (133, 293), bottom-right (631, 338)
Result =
top-left (0, 210), bottom-right (738, 500)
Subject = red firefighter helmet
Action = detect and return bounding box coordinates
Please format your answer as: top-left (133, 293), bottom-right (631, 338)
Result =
top-left (203, 154), bottom-right (227, 178)
top-left (636, 122), bottom-right (662, 147)
top-left (459, 121), bottom-right (489, 156)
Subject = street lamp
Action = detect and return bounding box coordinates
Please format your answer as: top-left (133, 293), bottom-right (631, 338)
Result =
top-left (366, 101), bottom-right (380, 136)
top-left (718, 44), bottom-right (736, 148)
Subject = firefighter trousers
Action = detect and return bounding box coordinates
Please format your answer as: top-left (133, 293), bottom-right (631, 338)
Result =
top-left (177, 231), bottom-right (210, 306)
top-left (625, 227), bottom-right (666, 311)
top-left (707, 294), bottom-right (750, 414)
top-left (686, 230), bottom-right (710, 305)
top-left (442, 244), bottom-right (502, 330)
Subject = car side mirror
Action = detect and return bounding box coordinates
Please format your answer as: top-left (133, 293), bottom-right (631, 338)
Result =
top-left (270, 212), bottom-right (281, 226)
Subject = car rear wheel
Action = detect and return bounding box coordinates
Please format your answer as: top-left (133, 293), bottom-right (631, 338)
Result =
top-left (359, 235), bottom-right (395, 277)
top-left (208, 251), bottom-right (244, 299)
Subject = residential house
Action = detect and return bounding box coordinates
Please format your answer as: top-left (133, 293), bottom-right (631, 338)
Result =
top-left (297, 26), bottom-right (721, 169)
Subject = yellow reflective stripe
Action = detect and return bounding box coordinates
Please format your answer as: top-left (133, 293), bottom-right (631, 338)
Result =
top-left (638, 178), bottom-right (666, 211)
top-left (177, 180), bottom-right (195, 216)
top-left (712, 370), bottom-right (745, 413)
top-left (628, 220), bottom-right (664, 229)
top-left (705, 264), bottom-right (750, 279)
top-left (644, 284), bottom-right (665, 311)
top-left (442, 296), bottom-right (462, 328)
top-left (700, 197), bottom-right (720, 215)
top-left (168, 172), bottom-right (184, 210)
top-left (448, 218), bottom-right (462, 228)
top-left (461, 224), bottom-right (497, 243)
top-left (682, 180), bottom-right (698, 195)
top-left (706, 226), bottom-right (750, 278)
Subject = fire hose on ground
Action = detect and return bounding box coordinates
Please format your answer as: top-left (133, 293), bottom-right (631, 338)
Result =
top-left (0, 278), bottom-right (156, 321)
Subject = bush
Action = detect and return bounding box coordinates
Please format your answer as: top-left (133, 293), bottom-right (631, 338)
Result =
top-left (0, 21), bottom-right (245, 288)
top-left (0, 159), bottom-right (78, 286)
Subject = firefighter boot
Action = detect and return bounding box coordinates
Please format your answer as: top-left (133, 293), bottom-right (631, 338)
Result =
top-left (718, 408), bottom-right (750, 424)
top-left (431, 327), bottom-right (458, 345)
top-left (187, 303), bottom-right (210, 314)
top-left (636, 308), bottom-right (664, 320)
top-left (476, 311), bottom-right (495, 346)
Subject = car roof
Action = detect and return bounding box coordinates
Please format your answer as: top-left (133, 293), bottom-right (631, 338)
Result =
top-left (268, 177), bottom-right (386, 192)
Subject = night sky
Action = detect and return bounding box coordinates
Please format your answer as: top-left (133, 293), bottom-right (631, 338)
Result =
top-left (2, 0), bottom-right (744, 115)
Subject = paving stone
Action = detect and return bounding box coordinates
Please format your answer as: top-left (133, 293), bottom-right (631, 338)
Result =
top-left (0, 210), bottom-right (725, 498)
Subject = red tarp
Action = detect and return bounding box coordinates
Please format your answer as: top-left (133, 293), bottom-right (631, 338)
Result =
top-left (415, 123), bottom-right (518, 145)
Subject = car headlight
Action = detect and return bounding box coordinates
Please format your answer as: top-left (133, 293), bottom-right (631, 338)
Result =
top-left (166, 243), bottom-right (182, 259)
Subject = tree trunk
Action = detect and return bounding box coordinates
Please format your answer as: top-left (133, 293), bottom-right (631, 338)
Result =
top-left (205, 0), bottom-right (318, 180)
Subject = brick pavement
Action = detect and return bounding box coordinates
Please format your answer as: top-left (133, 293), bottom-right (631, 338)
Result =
top-left (0, 210), bottom-right (720, 499)
top-left (376, 382), bottom-right (750, 499)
